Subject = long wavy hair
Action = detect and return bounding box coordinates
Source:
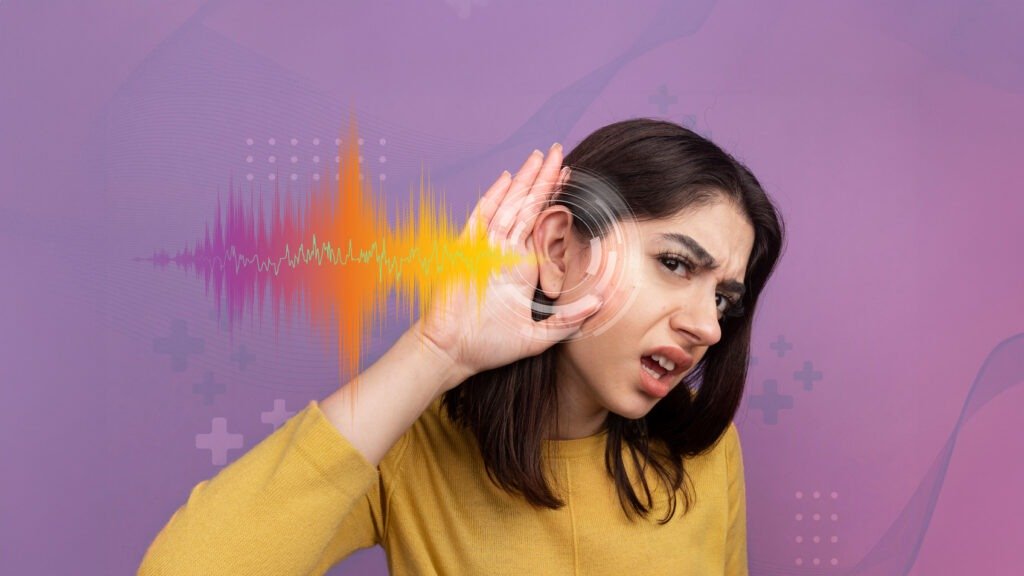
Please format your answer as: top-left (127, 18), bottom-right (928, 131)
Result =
top-left (441, 117), bottom-right (786, 523)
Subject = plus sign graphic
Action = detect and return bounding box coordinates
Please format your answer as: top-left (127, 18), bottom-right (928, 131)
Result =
top-left (193, 371), bottom-right (226, 405)
top-left (748, 379), bottom-right (794, 425)
top-left (648, 84), bottom-right (678, 114)
top-left (261, 399), bottom-right (296, 431)
top-left (770, 335), bottom-right (794, 358)
top-left (230, 344), bottom-right (256, 371)
top-left (794, 361), bottom-right (824, 391)
top-left (196, 417), bottom-right (244, 466)
top-left (153, 319), bottom-right (204, 372)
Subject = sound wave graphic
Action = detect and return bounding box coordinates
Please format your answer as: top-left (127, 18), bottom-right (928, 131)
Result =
top-left (139, 121), bottom-right (527, 385)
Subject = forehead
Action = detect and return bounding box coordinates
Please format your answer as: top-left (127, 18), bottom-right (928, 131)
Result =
top-left (637, 201), bottom-right (754, 268)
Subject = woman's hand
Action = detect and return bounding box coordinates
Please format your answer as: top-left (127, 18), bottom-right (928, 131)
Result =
top-left (407, 143), bottom-right (603, 391)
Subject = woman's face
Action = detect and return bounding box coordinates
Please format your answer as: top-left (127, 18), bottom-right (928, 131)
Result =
top-left (533, 198), bottom-right (755, 421)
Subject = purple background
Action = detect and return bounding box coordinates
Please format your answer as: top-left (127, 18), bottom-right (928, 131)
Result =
top-left (2, 1), bottom-right (1023, 574)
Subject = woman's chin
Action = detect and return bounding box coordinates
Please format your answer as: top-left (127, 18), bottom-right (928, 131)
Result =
top-left (606, 390), bottom-right (658, 420)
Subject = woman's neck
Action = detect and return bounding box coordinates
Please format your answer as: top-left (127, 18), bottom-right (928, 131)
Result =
top-left (552, 370), bottom-right (609, 440)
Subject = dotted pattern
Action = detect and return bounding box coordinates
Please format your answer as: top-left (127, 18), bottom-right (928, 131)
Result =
top-left (243, 135), bottom-right (388, 183)
top-left (793, 489), bottom-right (842, 567)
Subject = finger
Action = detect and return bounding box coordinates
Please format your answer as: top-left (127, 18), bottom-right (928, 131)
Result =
top-left (534, 294), bottom-right (603, 341)
top-left (462, 170), bottom-right (512, 240)
top-left (516, 147), bottom-right (567, 240)
top-left (490, 150), bottom-right (544, 241)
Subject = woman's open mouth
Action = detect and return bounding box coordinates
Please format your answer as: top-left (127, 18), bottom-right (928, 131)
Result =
top-left (638, 349), bottom-right (692, 399)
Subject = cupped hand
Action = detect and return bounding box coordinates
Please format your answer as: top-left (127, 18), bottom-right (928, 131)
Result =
top-left (408, 143), bottom-right (603, 390)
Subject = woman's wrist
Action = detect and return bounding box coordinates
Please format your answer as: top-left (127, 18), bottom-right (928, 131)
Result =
top-left (399, 325), bottom-right (474, 394)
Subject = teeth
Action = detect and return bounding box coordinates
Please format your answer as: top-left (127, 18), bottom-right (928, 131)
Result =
top-left (650, 353), bottom-right (675, 372)
top-left (641, 363), bottom-right (664, 380)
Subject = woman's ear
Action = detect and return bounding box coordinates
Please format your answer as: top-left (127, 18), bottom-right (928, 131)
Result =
top-left (532, 206), bottom-right (580, 301)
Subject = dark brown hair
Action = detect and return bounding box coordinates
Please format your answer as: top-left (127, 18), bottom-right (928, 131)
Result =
top-left (441, 117), bottom-right (786, 523)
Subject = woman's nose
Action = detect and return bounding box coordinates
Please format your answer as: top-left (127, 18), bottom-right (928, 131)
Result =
top-left (669, 289), bottom-right (722, 347)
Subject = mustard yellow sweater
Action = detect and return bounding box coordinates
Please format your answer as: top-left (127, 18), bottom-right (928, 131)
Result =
top-left (138, 397), bottom-right (748, 575)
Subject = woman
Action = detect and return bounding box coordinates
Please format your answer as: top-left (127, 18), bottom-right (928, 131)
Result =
top-left (138, 118), bottom-right (786, 575)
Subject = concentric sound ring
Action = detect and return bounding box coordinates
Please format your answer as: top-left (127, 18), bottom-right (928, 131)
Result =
top-left (489, 166), bottom-right (643, 343)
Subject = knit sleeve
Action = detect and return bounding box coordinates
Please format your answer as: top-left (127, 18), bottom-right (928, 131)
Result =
top-left (723, 422), bottom-right (749, 576)
top-left (138, 399), bottom-right (405, 576)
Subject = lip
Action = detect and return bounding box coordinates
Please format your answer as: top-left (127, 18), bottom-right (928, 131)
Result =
top-left (640, 346), bottom-right (694, 379)
top-left (639, 360), bottom-right (672, 398)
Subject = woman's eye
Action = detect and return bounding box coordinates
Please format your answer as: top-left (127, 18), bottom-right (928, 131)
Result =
top-left (657, 255), bottom-right (692, 276)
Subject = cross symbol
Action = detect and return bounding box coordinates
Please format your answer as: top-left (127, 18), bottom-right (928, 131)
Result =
top-left (195, 417), bottom-right (244, 466)
top-left (261, 399), bottom-right (296, 431)
top-left (747, 379), bottom-right (794, 425)
top-left (153, 319), bottom-right (204, 372)
top-left (794, 361), bottom-right (823, 391)
top-left (193, 371), bottom-right (226, 405)
top-left (648, 84), bottom-right (677, 114)
top-left (769, 335), bottom-right (793, 358)
top-left (231, 344), bottom-right (256, 371)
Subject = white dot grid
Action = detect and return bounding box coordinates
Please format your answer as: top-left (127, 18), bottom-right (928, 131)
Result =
top-left (793, 488), bottom-right (841, 568)
top-left (243, 134), bottom-right (389, 186)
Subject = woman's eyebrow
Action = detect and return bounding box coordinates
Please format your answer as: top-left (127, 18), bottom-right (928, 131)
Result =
top-left (657, 232), bottom-right (746, 296)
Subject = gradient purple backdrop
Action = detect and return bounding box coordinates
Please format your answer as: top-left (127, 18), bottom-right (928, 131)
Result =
top-left (2, 1), bottom-right (1022, 574)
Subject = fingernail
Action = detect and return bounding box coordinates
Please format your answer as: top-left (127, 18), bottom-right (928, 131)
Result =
top-left (532, 149), bottom-right (543, 157)
top-left (550, 142), bottom-right (562, 152)
top-left (502, 170), bottom-right (511, 179)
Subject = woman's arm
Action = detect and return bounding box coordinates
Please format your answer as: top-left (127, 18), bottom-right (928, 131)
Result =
top-left (137, 328), bottom-right (468, 576)
top-left (319, 325), bottom-right (472, 466)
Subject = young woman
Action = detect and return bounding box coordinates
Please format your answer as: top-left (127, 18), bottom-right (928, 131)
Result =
top-left (139, 118), bottom-right (786, 575)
